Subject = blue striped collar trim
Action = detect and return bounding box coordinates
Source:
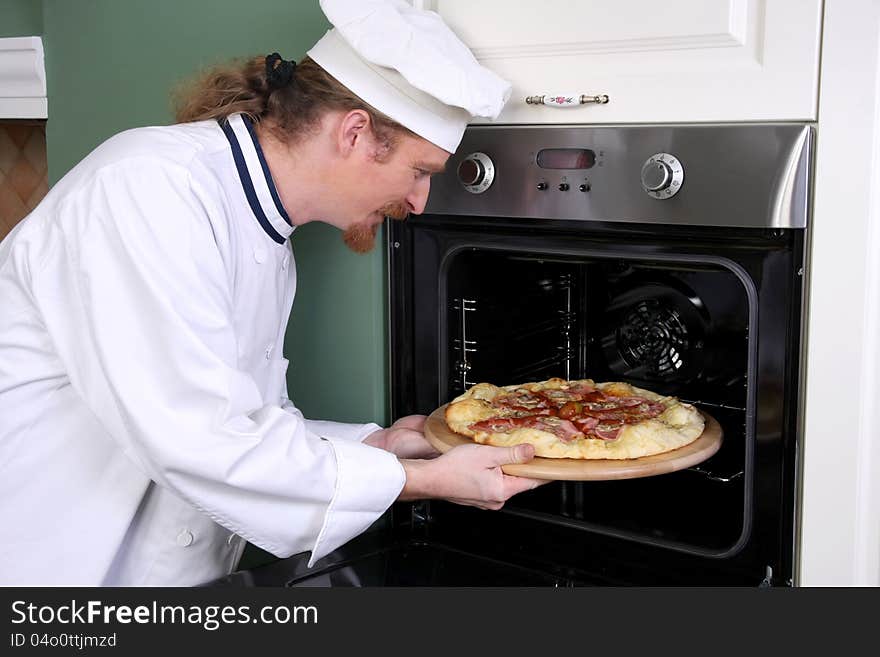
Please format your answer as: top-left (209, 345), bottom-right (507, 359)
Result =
top-left (219, 113), bottom-right (294, 244)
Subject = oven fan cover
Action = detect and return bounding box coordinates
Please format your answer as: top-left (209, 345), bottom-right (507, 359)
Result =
top-left (601, 281), bottom-right (709, 383)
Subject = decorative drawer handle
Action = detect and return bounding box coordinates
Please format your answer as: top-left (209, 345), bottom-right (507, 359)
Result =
top-left (525, 94), bottom-right (609, 107)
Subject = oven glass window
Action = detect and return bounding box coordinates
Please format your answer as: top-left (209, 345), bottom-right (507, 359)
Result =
top-left (444, 249), bottom-right (750, 552)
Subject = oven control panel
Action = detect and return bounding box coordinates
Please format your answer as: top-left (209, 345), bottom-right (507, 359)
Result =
top-left (428, 124), bottom-right (812, 229)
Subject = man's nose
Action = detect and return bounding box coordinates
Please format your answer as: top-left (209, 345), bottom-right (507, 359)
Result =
top-left (406, 179), bottom-right (431, 215)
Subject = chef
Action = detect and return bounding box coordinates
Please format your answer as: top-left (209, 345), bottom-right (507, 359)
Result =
top-left (0, 0), bottom-right (544, 586)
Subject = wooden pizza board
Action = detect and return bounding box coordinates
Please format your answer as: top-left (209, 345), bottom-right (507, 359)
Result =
top-left (424, 404), bottom-right (723, 481)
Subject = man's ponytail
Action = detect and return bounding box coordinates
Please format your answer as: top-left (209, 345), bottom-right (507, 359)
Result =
top-left (173, 56), bottom-right (270, 125)
top-left (172, 55), bottom-right (414, 149)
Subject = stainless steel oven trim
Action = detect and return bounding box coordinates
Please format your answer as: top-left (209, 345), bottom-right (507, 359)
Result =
top-left (792, 131), bottom-right (819, 586)
top-left (425, 123), bottom-right (813, 230)
top-left (435, 242), bottom-right (760, 559)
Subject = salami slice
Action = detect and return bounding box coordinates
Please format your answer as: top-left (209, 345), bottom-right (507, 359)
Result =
top-left (592, 424), bottom-right (624, 441)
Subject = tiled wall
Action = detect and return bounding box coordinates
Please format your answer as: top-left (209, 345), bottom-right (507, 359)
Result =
top-left (0, 121), bottom-right (48, 242)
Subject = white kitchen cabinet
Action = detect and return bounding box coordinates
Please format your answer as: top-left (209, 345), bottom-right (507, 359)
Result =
top-left (414, 0), bottom-right (822, 124)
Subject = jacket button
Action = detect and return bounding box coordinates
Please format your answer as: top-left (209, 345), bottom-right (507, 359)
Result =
top-left (176, 530), bottom-right (194, 547)
top-left (253, 247), bottom-right (266, 264)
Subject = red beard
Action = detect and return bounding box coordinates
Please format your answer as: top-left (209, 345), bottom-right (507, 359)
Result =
top-left (342, 202), bottom-right (410, 254)
top-left (342, 223), bottom-right (380, 254)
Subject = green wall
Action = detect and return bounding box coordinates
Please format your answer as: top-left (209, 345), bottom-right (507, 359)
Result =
top-left (39, 0), bottom-right (389, 428)
top-left (0, 0), bottom-right (42, 37)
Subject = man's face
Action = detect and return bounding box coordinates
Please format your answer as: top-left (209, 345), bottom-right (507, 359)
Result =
top-left (338, 130), bottom-right (449, 253)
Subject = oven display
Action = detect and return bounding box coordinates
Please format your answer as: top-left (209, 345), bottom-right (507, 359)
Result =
top-left (536, 148), bottom-right (596, 169)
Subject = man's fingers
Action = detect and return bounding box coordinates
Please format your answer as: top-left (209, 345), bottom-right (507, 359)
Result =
top-left (452, 472), bottom-right (546, 508)
top-left (488, 443), bottom-right (535, 466)
top-left (515, 443), bottom-right (536, 462)
top-left (502, 474), bottom-right (548, 497)
top-left (495, 445), bottom-right (548, 498)
top-left (393, 414), bottom-right (427, 431)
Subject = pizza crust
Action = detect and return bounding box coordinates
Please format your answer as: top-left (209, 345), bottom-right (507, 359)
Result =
top-left (445, 378), bottom-right (705, 460)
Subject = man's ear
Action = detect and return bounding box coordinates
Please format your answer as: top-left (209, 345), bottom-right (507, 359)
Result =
top-left (337, 109), bottom-right (371, 158)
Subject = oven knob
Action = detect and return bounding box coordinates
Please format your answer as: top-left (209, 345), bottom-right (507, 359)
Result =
top-left (641, 153), bottom-right (684, 199)
top-left (457, 152), bottom-right (495, 194)
top-left (642, 161), bottom-right (671, 191)
top-left (457, 158), bottom-right (483, 186)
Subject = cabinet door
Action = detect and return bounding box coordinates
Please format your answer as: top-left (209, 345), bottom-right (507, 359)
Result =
top-left (415, 0), bottom-right (822, 123)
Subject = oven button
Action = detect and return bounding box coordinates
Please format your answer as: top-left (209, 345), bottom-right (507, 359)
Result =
top-left (457, 152), bottom-right (495, 194)
top-left (558, 182), bottom-right (570, 191)
top-left (536, 181), bottom-right (548, 191)
top-left (641, 153), bottom-right (684, 199)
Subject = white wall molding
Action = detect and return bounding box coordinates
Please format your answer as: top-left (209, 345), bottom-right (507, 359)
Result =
top-left (0, 36), bottom-right (47, 119)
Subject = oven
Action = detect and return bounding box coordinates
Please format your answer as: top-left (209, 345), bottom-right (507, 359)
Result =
top-left (211, 123), bottom-right (811, 587)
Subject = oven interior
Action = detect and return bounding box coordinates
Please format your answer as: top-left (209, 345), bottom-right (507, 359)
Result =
top-left (442, 248), bottom-right (750, 555)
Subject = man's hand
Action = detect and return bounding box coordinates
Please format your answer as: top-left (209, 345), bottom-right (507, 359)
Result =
top-left (398, 443), bottom-right (547, 510)
top-left (364, 415), bottom-right (441, 459)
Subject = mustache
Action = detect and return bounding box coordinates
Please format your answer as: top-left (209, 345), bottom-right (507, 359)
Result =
top-left (380, 201), bottom-right (410, 221)
top-left (339, 201), bottom-right (410, 255)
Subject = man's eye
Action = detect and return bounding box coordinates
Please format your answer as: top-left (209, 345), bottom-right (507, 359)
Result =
top-left (414, 168), bottom-right (430, 178)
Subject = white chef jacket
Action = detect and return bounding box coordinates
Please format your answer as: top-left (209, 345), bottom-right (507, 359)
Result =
top-left (0, 114), bottom-right (406, 586)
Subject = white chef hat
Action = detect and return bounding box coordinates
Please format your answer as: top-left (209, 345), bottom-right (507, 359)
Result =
top-left (307, 0), bottom-right (512, 153)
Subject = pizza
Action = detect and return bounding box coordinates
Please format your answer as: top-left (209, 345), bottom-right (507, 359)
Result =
top-left (444, 378), bottom-right (705, 460)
